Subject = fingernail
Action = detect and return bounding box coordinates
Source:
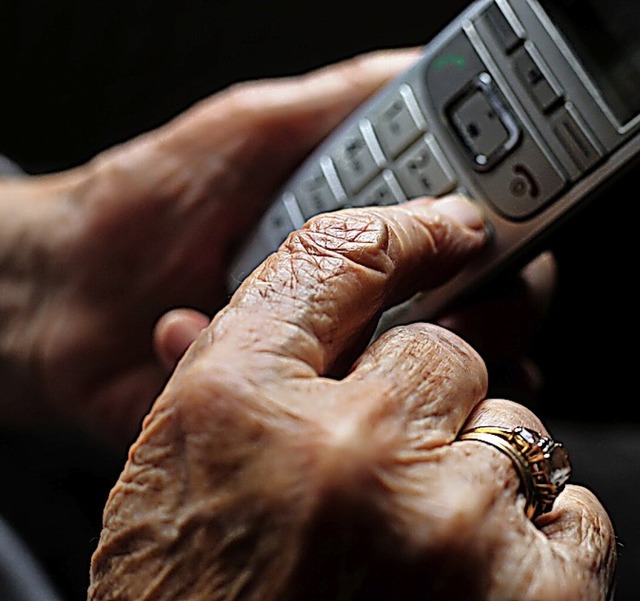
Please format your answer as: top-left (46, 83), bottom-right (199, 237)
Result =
top-left (431, 194), bottom-right (485, 231)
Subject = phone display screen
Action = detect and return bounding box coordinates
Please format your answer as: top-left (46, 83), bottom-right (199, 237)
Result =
top-left (538, 0), bottom-right (640, 124)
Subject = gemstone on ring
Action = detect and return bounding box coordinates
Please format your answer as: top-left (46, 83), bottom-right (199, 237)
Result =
top-left (457, 425), bottom-right (572, 519)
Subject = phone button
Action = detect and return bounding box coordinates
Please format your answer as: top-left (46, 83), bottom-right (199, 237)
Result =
top-left (353, 171), bottom-right (405, 207)
top-left (484, 3), bottom-right (524, 54)
top-left (477, 137), bottom-right (567, 220)
top-left (426, 31), bottom-right (486, 99)
top-left (394, 134), bottom-right (458, 198)
top-left (551, 103), bottom-right (603, 174)
top-left (259, 196), bottom-right (300, 248)
top-left (370, 85), bottom-right (426, 160)
top-left (512, 44), bottom-right (563, 114)
top-left (295, 168), bottom-right (344, 220)
top-left (332, 125), bottom-right (381, 195)
top-left (448, 72), bottom-right (520, 171)
top-left (227, 196), bottom-right (298, 289)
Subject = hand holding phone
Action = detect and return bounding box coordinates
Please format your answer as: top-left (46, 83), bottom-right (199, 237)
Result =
top-left (228, 0), bottom-right (640, 332)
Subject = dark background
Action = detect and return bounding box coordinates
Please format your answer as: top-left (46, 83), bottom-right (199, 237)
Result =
top-left (0, 1), bottom-right (637, 599)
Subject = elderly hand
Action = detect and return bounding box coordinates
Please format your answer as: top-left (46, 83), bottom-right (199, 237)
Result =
top-left (0, 48), bottom-right (423, 447)
top-left (88, 196), bottom-right (615, 600)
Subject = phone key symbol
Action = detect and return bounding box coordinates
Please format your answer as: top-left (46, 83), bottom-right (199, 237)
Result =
top-left (510, 164), bottom-right (539, 199)
top-left (395, 136), bottom-right (458, 198)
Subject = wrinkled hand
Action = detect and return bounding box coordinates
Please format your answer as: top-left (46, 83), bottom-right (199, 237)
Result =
top-left (0, 48), bottom-right (422, 446)
top-left (89, 198), bottom-right (615, 600)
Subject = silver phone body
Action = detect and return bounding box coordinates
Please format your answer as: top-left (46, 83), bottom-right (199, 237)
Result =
top-left (228, 0), bottom-right (640, 332)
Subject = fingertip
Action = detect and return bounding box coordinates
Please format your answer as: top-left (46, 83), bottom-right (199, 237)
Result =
top-left (424, 194), bottom-right (487, 233)
top-left (520, 250), bottom-right (558, 316)
top-left (544, 485), bottom-right (616, 538)
top-left (540, 485), bottom-right (618, 593)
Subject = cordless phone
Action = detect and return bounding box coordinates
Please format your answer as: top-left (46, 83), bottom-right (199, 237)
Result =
top-left (228, 0), bottom-right (640, 332)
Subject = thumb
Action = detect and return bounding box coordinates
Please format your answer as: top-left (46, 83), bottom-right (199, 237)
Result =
top-left (154, 308), bottom-right (210, 371)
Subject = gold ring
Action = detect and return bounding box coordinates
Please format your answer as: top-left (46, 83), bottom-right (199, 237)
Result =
top-left (458, 426), bottom-right (572, 519)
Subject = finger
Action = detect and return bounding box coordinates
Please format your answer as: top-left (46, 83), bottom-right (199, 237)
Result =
top-left (462, 397), bottom-right (547, 433)
top-left (375, 398), bottom-right (545, 550)
top-left (114, 48), bottom-right (423, 223)
top-left (211, 194), bottom-right (487, 377)
top-left (448, 398), bottom-right (615, 599)
top-left (451, 397), bottom-right (550, 519)
top-left (346, 322), bottom-right (488, 447)
top-left (153, 308), bottom-right (210, 371)
top-left (470, 251), bottom-right (556, 404)
top-left (538, 485), bottom-right (617, 601)
top-left (166, 47), bottom-right (422, 167)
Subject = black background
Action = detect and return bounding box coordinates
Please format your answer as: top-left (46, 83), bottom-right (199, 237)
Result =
top-left (0, 1), bottom-right (637, 599)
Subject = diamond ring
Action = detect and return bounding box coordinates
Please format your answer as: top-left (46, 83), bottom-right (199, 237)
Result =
top-left (458, 426), bottom-right (572, 519)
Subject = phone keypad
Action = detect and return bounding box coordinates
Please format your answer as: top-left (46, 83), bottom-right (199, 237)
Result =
top-left (228, 84), bottom-right (459, 286)
top-left (296, 84), bottom-right (458, 215)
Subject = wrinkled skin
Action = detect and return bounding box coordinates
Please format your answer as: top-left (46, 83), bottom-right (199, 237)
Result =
top-left (89, 200), bottom-right (616, 601)
top-left (0, 46), bottom-right (555, 451)
top-left (0, 44), bottom-right (615, 598)
top-left (0, 49), bottom-right (423, 447)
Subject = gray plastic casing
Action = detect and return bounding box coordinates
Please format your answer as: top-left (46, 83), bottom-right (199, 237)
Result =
top-left (227, 0), bottom-right (640, 333)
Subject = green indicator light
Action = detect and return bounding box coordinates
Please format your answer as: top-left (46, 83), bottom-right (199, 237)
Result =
top-left (433, 54), bottom-right (467, 70)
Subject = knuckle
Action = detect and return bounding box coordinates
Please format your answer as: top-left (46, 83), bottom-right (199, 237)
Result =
top-left (285, 209), bottom-right (394, 276)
